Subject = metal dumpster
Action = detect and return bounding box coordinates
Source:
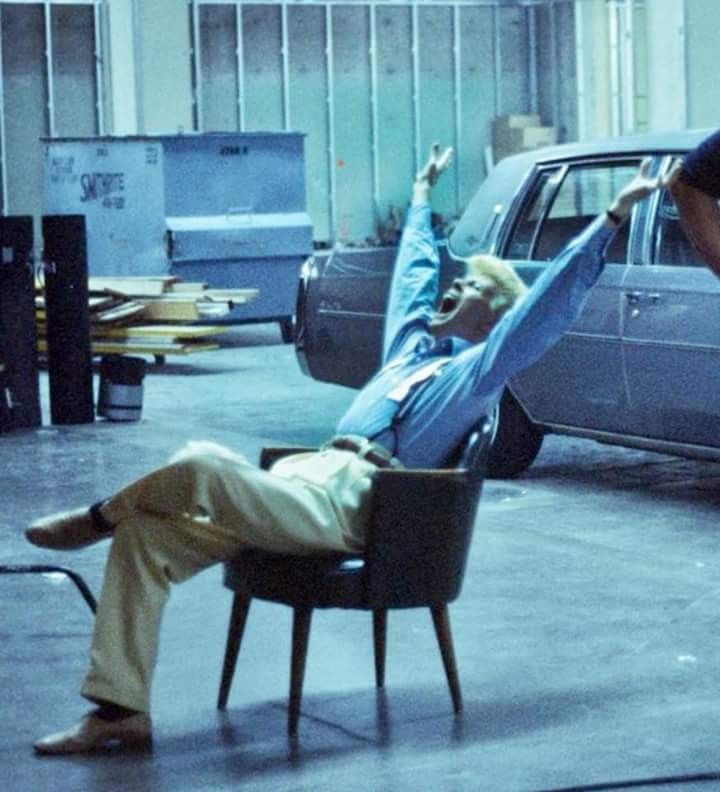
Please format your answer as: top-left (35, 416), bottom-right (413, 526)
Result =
top-left (43, 132), bottom-right (313, 337)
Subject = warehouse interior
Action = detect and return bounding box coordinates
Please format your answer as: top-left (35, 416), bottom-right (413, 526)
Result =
top-left (4, 1), bottom-right (720, 790)
top-left (3, 0), bottom-right (716, 244)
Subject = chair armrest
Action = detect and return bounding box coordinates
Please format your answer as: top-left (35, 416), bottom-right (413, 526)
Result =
top-left (260, 446), bottom-right (318, 471)
top-left (364, 468), bottom-right (482, 608)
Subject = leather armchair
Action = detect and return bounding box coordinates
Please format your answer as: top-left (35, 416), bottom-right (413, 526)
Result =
top-left (217, 417), bottom-right (492, 735)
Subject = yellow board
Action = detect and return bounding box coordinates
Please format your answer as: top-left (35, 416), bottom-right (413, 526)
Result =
top-left (93, 324), bottom-right (227, 339)
top-left (37, 339), bottom-right (220, 356)
top-left (88, 276), bottom-right (179, 296)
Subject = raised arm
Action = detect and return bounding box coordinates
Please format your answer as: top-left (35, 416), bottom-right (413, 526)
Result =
top-left (382, 144), bottom-right (453, 363)
top-left (606, 157), bottom-right (666, 227)
top-left (463, 159), bottom-right (663, 394)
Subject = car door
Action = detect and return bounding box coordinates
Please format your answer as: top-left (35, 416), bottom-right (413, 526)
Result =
top-left (502, 158), bottom-right (642, 433)
top-left (621, 180), bottom-right (720, 448)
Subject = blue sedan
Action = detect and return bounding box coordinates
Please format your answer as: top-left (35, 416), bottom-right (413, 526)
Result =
top-left (296, 130), bottom-right (720, 477)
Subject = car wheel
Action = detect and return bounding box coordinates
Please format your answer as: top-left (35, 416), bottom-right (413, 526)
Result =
top-left (486, 390), bottom-right (543, 478)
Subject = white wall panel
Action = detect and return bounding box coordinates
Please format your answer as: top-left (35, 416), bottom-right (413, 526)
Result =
top-left (331, 5), bottom-right (373, 243)
top-left (573, 0), bottom-right (611, 139)
top-left (417, 4), bottom-right (456, 219)
top-left (105, 0), bottom-right (137, 135)
top-left (646, 0), bottom-right (684, 131)
top-left (496, 4), bottom-right (529, 116)
top-left (458, 5), bottom-right (496, 208)
top-left (534, 4), bottom-right (556, 129)
top-left (684, 0), bottom-right (720, 128)
top-left (242, 4), bottom-right (283, 131)
top-left (199, 3), bottom-right (238, 131)
top-left (51, 4), bottom-right (97, 136)
top-left (375, 5), bottom-right (414, 228)
top-left (572, 0), bottom-right (648, 139)
top-left (287, 4), bottom-right (330, 241)
top-left (2, 3), bottom-right (47, 216)
top-left (137, 0), bottom-right (193, 133)
top-left (553, 1), bottom-right (578, 142)
top-left (631, 1), bottom-right (649, 133)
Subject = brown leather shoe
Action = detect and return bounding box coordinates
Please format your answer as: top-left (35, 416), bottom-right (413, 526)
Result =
top-left (33, 711), bottom-right (152, 755)
top-left (25, 507), bottom-right (112, 551)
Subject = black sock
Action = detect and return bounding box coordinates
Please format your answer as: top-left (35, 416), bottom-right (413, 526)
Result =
top-left (89, 500), bottom-right (114, 533)
top-left (94, 702), bottom-right (140, 721)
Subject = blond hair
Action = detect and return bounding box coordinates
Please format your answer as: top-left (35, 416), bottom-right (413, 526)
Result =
top-left (465, 254), bottom-right (528, 319)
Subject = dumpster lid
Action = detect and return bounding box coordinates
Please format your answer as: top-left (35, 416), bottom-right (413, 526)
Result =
top-left (166, 212), bottom-right (311, 232)
top-left (166, 212), bottom-right (313, 262)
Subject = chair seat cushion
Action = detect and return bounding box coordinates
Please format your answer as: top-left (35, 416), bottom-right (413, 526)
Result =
top-left (223, 549), bottom-right (368, 608)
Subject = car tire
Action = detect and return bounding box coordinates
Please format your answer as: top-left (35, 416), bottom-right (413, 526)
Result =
top-left (486, 390), bottom-right (543, 478)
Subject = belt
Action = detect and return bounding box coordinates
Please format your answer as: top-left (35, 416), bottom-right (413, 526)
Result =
top-left (325, 435), bottom-right (403, 469)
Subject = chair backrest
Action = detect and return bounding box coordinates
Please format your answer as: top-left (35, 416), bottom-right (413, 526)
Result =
top-left (451, 413), bottom-right (494, 488)
top-left (364, 416), bottom-right (493, 609)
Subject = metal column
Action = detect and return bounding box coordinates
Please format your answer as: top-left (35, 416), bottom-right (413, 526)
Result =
top-left (44, 1), bottom-right (57, 137)
top-left (369, 2), bottom-right (380, 220)
top-left (190, 0), bottom-right (203, 131)
top-left (325, 4), bottom-right (337, 243)
top-left (236, 3), bottom-right (246, 131)
top-left (280, 2), bottom-right (291, 130)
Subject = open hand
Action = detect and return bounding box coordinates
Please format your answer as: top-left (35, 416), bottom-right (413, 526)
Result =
top-left (662, 158), bottom-right (684, 192)
top-left (608, 157), bottom-right (663, 221)
top-left (416, 143), bottom-right (453, 187)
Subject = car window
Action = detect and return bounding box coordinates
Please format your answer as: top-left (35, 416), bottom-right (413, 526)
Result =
top-left (505, 161), bottom-right (640, 264)
top-left (504, 168), bottom-right (562, 259)
top-left (652, 188), bottom-right (712, 267)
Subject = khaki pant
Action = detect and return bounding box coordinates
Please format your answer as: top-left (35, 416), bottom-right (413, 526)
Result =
top-left (81, 441), bottom-right (376, 712)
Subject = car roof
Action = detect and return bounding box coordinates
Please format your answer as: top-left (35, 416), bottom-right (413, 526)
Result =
top-left (449, 128), bottom-right (715, 259)
top-left (506, 128), bottom-right (714, 167)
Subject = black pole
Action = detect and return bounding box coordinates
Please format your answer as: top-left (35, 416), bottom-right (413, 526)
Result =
top-left (0, 216), bottom-right (41, 431)
top-left (42, 214), bottom-right (94, 425)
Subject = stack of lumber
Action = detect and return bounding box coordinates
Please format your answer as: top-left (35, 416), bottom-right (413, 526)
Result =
top-left (36, 276), bottom-right (259, 360)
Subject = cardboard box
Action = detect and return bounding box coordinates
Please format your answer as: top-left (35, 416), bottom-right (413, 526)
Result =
top-left (492, 114), bottom-right (557, 162)
top-left (493, 113), bottom-right (541, 132)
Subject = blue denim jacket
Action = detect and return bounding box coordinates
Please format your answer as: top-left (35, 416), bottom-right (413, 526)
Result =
top-left (335, 202), bottom-right (614, 468)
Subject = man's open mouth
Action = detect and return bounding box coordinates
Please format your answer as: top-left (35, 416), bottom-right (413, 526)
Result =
top-left (438, 291), bottom-right (459, 316)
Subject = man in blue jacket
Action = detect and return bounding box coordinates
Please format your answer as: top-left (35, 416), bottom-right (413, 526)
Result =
top-left (26, 144), bottom-right (662, 754)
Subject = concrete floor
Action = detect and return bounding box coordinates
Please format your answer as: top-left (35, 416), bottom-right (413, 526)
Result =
top-left (3, 325), bottom-right (720, 792)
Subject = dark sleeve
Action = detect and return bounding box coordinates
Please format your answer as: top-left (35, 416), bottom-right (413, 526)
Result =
top-left (681, 130), bottom-right (720, 198)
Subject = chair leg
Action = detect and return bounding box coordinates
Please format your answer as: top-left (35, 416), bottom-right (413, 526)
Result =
top-left (288, 606), bottom-right (313, 736)
top-left (430, 605), bottom-right (462, 713)
top-left (217, 594), bottom-right (252, 710)
top-left (373, 609), bottom-right (387, 688)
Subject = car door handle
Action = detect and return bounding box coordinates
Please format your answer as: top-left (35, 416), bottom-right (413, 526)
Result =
top-left (624, 291), bottom-right (642, 305)
top-left (647, 293), bottom-right (661, 305)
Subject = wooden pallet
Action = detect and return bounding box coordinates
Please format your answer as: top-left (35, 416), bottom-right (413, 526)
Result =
top-left (35, 276), bottom-right (258, 360)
